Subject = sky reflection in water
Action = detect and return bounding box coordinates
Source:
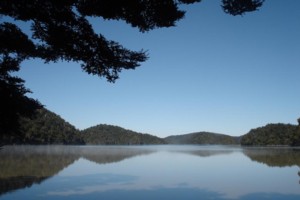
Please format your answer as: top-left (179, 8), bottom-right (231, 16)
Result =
top-left (0, 145), bottom-right (300, 200)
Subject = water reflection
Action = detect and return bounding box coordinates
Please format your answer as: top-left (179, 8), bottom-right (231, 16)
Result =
top-left (174, 146), bottom-right (238, 157)
top-left (48, 186), bottom-right (228, 200)
top-left (1, 145), bottom-right (300, 200)
top-left (80, 146), bottom-right (153, 164)
top-left (242, 147), bottom-right (300, 167)
top-left (242, 147), bottom-right (300, 187)
top-left (0, 145), bottom-right (152, 196)
top-left (0, 146), bottom-right (78, 196)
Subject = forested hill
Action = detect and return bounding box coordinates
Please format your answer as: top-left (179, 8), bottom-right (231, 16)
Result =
top-left (3, 108), bottom-right (299, 146)
top-left (2, 109), bottom-right (83, 145)
top-left (240, 123), bottom-right (300, 146)
top-left (165, 132), bottom-right (239, 145)
top-left (81, 124), bottom-right (166, 145)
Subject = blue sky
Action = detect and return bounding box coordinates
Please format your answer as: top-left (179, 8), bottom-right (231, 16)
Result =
top-left (16, 0), bottom-right (300, 137)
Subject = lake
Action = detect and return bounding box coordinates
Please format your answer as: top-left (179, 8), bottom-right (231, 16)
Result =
top-left (0, 145), bottom-right (300, 200)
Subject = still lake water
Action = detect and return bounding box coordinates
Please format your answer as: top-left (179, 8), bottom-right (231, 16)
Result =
top-left (0, 145), bottom-right (300, 200)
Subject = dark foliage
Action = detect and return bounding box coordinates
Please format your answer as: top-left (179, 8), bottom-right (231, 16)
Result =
top-left (222, 0), bottom-right (265, 16)
top-left (0, 70), bottom-right (42, 137)
top-left (0, 23), bottom-right (42, 137)
top-left (1, 109), bottom-right (84, 145)
top-left (241, 123), bottom-right (300, 146)
top-left (0, 0), bottom-right (202, 82)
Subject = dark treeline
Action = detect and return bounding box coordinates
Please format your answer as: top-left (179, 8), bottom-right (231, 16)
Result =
top-left (1, 108), bottom-right (165, 145)
top-left (1, 108), bottom-right (300, 146)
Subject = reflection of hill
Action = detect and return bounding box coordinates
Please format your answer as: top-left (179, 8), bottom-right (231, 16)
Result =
top-left (80, 146), bottom-right (153, 164)
top-left (0, 146), bottom-right (79, 178)
top-left (243, 148), bottom-right (300, 167)
top-left (181, 149), bottom-right (234, 157)
top-left (0, 146), bottom-right (79, 195)
top-left (0, 146), bottom-right (153, 196)
top-left (167, 146), bottom-right (238, 158)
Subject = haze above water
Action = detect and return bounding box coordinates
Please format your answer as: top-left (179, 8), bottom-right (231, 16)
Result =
top-left (1, 145), bottom-right (300, 200)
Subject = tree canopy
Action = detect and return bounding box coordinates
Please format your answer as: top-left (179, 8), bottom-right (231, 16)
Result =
top-left (241, 123), bottom-right (300, 146)
top-left (1, 108), bottom-right (83, 145)
top-left (222, 0), bottom-right (265, 16)
top-left (0, 0), bottom-right (265, 136)
top-left (82, 124), bottom-right (165, 145)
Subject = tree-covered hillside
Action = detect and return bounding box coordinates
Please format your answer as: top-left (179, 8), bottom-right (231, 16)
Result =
top-left (241, 123), bottom-right (300, 146)
top-left (165, 132), bottom-right (239, 145)
top-left (1, 109), bottom-right (84, 145)
top-left (2, 107), bottom-right (299, 146)
top-left (82, 124), bottom-right (165, 145)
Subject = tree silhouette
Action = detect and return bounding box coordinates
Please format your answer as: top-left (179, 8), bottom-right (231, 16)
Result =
top-left (222, 0), bottom-right (264, 16)
top-left (0, 0), bottom-right (265, 139)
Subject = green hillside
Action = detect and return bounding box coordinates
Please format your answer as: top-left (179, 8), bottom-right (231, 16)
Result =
top-left (165, 132), bottom-right (239, 145)
top-left (2, 109), bottom-right (83, 145)
top-left (2, 108), bottom-right (299, 146)
top-left (240, 123), bottom-right (300, 146)
top-left (81, 124), bottom-right (166, 145)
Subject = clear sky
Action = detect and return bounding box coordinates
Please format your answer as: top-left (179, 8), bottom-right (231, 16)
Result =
top-left (16, 0), bottom-right (300, 137)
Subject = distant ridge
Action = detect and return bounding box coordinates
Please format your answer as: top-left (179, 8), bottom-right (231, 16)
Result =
top-left (165, 132), bottom-right (239, 145)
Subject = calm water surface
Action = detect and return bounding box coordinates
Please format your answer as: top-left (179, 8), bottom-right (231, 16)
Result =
top-left (0, 145), bottom-right (300, 200)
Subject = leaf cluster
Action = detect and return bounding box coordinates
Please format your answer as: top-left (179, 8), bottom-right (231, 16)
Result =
top-left (0, 0), bottom-right (203, 82)
top-left (222, 0), bottom-right (265, 16)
